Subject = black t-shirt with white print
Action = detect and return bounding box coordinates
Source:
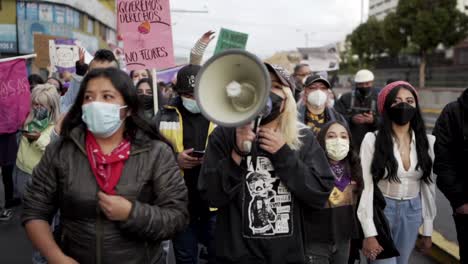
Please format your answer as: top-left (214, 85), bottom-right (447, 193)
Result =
top-left (243, 154), bottom-right (293, 238)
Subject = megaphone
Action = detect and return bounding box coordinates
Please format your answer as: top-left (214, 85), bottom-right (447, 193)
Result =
top-left (195, 50), bottom-right (271, 129)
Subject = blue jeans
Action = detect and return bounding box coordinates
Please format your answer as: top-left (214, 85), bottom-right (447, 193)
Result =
top-left (172, 214), bottom-right (216, 264)
top-left (372, 196), bottom-right (422, 264)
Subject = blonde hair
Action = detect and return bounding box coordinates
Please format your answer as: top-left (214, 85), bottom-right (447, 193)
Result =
top-left (278, 86), bottom-right (306, 150)
top-left (25, 84), bottom-right (61, 125)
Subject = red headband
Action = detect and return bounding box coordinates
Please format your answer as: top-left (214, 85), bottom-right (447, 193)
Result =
top-left (378, 81), bottom-right (418, 114)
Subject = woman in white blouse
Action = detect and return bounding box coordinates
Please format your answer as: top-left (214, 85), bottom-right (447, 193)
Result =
top-left (357, 81), bottom-right (436, 264)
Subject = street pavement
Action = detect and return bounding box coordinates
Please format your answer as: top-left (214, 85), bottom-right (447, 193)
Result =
top-left (0, 188), bottom-right (438, 263)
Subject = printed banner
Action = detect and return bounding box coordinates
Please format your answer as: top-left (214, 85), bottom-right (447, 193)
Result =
top-left (49, 38), bottom-right (79, 73)
top-left (117, 0), bottom-right (175, 71)
top-left (0, 59), bottom-right (30, 134)
top-left (214, 28), bottom-right (249, 54)
top-left (297, 44), bottom-right (340, 72)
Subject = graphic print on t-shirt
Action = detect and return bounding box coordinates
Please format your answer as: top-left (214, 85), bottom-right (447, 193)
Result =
top-left (243, 155), bottom-right (293, 238)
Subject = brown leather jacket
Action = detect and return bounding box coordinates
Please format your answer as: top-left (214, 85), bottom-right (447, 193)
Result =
top-left (22, 126), bottom-right (189, 264)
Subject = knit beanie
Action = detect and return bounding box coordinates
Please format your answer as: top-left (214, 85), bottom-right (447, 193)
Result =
top-left (378, 81), bottom-right (418, 114)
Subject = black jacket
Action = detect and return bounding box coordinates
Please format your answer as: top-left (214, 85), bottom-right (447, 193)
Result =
top-left (334, 90), bottom-right (379, 149)
top-left (22, 127), bottom-right (189, 264)
top-left (198, 126), bottom-right (334, 264)
top-left (433, 88), bottom-right (468, 209)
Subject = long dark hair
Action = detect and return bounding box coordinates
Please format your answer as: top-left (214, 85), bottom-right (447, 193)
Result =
top-left (371, 85), bottom-right (432, 183)
top-left (317, 121), bottom-right (363, 193)
top-left (61, 68), bottom-right (166, 145)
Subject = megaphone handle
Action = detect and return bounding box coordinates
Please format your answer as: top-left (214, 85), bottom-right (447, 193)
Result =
top-left (242, 141), bottom-right (252, 152)
top-left (242, 116), bottom-right (261, 152)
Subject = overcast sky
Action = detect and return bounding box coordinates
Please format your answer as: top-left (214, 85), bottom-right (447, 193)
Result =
top-left (170, 0), bottom-right (369, 59)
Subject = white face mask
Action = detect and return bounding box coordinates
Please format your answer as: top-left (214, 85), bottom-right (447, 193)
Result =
top-left (181, 97), bottom-right (201, 114)
top-left (325, 138), bottom-right (350, 161)
top-left (307, 90), bottom-right (328, 107)
top-left (82, 101), bottom-right (127, 138)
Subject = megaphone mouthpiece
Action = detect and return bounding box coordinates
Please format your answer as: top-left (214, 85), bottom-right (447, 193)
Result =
top-left (226, 81), bottom-right (242, 98)
top-left (195, 50), bottom-right (271, 127)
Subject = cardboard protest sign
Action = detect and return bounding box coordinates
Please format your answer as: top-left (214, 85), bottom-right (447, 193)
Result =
top-left (297, 44), bottom-right (340, 72)
top-left (214, 28), bottom-right (249, 54)
top-left (49, 38), bottom-right (79, 73)
top-left (0, 58), bottom-right (30, 133)
top-left (117, 0), bottom-right (175, 71)
top-left (34, 34), bottom-right (57, 68)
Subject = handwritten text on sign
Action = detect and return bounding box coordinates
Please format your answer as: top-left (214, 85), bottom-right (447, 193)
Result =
top-left (117, 0), bottom-right (175, 71)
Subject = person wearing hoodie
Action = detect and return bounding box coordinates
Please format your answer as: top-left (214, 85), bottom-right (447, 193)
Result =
top-left (433, 88), bottom-right (468, 264)
top-left (198, 64), bottom-right (334, 264)
top-left (298, 75), bottom-right (346, 135)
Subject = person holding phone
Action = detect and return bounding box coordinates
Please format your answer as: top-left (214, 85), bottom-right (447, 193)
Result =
top-left (155, 64), bottom-right (217, 264)
top-left (15, 84), bottom-right (61, 199)
top-left (335, 69), bottom-right (379, 150)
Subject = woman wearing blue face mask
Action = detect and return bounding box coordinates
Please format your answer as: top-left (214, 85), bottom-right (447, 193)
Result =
top-left (22, 68), bottom-right (189, 264)
top-left (15, 84), bottom-right (61, 198)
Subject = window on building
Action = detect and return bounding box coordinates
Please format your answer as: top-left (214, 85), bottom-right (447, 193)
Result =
top-left (99, 23), bottom-right (107, 40)
top-left (80, 12), bottom-right (86, 31)
top-left (87, 17), bottom-right (94, 34)
top-left (459, 48), bottom-right (468, 65)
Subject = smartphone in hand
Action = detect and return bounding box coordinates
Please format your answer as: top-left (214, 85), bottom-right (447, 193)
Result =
top-left (190, 150), bottom-right (205, 158)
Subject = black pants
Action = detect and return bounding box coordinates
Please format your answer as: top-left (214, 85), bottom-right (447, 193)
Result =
top-left (454, 213), bottom-right (468, 264)
top-left (1, 165), bottom-right (14, 208)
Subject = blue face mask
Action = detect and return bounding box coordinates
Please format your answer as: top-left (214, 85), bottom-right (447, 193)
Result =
top-left (181, 97), bottom-right (201, 114)
top-left (81, 102), bottom-right (127, 138)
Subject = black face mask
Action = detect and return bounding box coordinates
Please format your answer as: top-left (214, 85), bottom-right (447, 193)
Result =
top-left (388, 102), bottom-right (416, 125)
top-left (356, 87), bottom-right (371, 97)
top-left (260, 93), bottom-right (284, 125)
top-left (138, 94), bottom-right (154, 111)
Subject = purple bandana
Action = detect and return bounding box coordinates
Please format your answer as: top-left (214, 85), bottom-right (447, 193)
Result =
top-left (330, 161), bottom-right (351, 192)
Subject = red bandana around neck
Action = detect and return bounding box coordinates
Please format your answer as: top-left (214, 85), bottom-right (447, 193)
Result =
top-left (85, 131), bottom-right (131, 195)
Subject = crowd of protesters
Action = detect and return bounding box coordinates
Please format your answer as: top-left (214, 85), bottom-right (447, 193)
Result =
top-left (0, 30), bottom-right (467, 264)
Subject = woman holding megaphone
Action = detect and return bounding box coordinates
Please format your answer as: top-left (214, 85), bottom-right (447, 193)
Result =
top-left (198, 64), bottom-right (335, 264)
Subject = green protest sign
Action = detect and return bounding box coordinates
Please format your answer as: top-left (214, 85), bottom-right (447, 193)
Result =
top-left (214, 28), bottom-right (249, 54)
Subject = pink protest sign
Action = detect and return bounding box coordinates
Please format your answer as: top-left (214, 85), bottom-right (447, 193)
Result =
top-left (117, 0), bottom-right (175, 71)
top-left (0, 59), bottom-right (30, 133)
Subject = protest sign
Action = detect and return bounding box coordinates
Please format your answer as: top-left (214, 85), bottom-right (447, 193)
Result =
top-left (117, 0), bottom-right (175, 71)
top-left (34, 34), bottom-right (57, 68)
top-left (0, 58), bottom-right (31, 134)
top-left (49, 38), bottom-right (80, 73)
top-left (214, 28), bottom-right (249, 54)
top-left (297, 44), bottom-right (340, 71)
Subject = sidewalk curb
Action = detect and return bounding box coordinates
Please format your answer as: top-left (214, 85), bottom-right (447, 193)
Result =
top-left (428, 230), bottom-right (460, 263)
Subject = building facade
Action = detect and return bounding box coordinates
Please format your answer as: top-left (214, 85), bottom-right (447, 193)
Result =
top-left (0, 0), bottom-right (116, 58)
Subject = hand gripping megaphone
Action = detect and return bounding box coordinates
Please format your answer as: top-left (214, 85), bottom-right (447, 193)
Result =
top-left (195, 50), bottom-right (271, 152)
